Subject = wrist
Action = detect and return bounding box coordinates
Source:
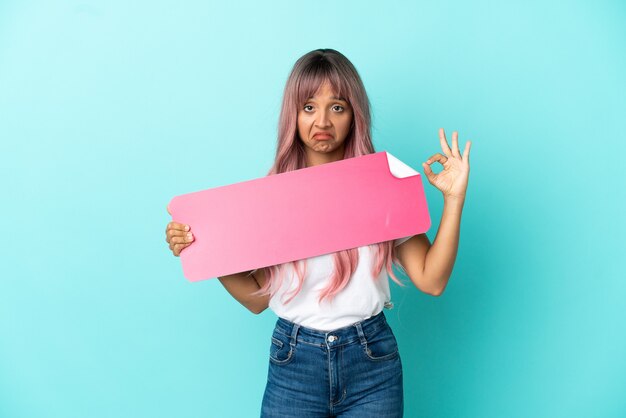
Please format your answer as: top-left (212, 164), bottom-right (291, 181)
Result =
top-left (444, 194), bottom-right (466, 205)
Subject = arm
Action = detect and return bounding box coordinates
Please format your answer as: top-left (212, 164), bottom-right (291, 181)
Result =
top-left (218, 268), bottom-right (270, 314)
top-left (396, 128), bottom-right (471, 296)
top-left (395, 196), bottom-right (464, 296)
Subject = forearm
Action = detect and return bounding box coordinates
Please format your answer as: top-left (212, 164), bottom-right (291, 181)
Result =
top-left (218, 271), bottom-right (269, 314)
top-left (422, 196), bottom-right (465, 295)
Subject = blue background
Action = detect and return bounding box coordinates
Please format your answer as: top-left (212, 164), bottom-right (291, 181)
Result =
top-left (1, 1), bottom-right (625, 417)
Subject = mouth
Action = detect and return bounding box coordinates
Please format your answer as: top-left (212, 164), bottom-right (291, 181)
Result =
top-left (312, 133), bottom-right (334, 140)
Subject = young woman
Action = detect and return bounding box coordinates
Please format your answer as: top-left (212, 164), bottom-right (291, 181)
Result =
top-left (165, 48), bottom-right (471, 417)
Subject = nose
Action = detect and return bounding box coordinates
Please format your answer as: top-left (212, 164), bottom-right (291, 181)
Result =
top-left (315, 109), bottom-right (331, 128)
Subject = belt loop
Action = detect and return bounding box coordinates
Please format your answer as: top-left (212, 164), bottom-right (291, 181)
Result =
top-left (289, 322), bottom-right (300, 348)
top-left (354, 321), bottom-right (367, 346)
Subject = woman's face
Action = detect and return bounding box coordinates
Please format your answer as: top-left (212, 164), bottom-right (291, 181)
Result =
top-left (297, 80), bottom-right (354, 166)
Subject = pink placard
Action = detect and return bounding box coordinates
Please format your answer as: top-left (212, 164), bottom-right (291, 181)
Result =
top-left (168, 151), bottom-right (430, 281)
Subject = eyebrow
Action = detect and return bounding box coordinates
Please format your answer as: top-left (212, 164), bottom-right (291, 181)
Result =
top-left (306, 96), bottom-right (347, 102)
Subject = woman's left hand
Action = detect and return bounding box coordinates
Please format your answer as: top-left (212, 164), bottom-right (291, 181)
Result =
top-left (422, 128), bottom-right (471, 201)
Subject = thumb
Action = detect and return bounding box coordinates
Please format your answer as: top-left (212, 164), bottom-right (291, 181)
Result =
top-left (422, 162), bottom-right (436, 184)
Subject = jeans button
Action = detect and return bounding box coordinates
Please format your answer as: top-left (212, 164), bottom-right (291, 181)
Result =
top-left (328, 335), bottom-right (337, 342)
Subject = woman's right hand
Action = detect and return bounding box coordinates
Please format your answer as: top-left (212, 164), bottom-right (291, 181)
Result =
top-left (165, 205), bottom-right (195, 256)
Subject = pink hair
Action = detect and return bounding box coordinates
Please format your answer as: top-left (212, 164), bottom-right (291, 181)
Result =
top-left (251, 48), bottom-right (407, 305)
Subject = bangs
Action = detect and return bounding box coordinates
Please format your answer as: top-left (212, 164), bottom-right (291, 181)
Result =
top-left (295, 60), bottom-right (349, 107)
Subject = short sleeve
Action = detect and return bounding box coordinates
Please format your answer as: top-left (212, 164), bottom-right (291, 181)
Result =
top-left (393, 235), bottom-right (414, 247)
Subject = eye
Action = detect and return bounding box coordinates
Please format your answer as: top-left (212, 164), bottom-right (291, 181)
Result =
top-left (303, 105), bottom-right (314, 112)
top-left (332, 105), bottom-right (344, 112)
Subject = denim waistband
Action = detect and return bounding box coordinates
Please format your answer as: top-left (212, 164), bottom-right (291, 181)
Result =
top-left (274, 310), bottom-right (390, 348)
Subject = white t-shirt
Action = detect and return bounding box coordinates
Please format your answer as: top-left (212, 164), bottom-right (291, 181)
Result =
top-left (268, 236), bottom-right (413, 331)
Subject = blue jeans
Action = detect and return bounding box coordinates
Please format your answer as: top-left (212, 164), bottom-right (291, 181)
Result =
top-left (260, 310), bottom-right (404, 417)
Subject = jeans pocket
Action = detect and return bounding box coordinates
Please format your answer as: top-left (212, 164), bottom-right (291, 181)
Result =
top-left (362, 326), bottom-right (399, 362)
top-left (269, 331), bottom-right (295, 365)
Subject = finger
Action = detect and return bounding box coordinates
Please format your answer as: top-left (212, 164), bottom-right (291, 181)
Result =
top-left (421, 161), bottom-right (436, 183)
top-left (463, 141), bottom-right (471, 165)
top-left (174, 243), bottom-right (190, 256)
top-left (173, 243), bottom-right (186, 256)
top-left (451, 131), bottom-right (461, 158)
top-left (166, 221), bottom-right (190, 235)
top-left (422, 154), bottom-right (443, 184)
top-left (438, 128), bottom-right (452, 157)
top-left (169, 234), bottom-right (194, 246)
top-left (166, 226), bottom-right (192, 243)
top-left (426, 153), bottom-right (449, 166)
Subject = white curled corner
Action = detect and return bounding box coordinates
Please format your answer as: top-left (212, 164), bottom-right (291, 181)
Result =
top-left (385, 152), bottom-right (420, 178)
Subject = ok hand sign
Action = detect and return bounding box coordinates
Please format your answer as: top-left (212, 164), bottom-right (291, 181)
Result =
top-left (422, 128), bottom-right (471, 201)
